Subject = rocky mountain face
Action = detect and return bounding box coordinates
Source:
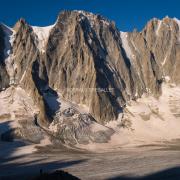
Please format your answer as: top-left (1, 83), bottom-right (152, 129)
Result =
top-left (0, 25), bottom-right (10, 90)
top-left (128, 17), bottom-right (180, 86)
top-left (0, 11), bottom-right (180, 146)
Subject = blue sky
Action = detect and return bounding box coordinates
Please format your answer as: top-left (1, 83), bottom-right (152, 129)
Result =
top-left (0, 0), bottom-right (179, 31)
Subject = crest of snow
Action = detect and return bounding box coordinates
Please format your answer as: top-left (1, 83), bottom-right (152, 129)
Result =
top-left (74, 10), bottom-right (110, 27)
top-left (75, 10), bottom-right (94, 17)
top-left (32, 24), bottom-right (55, 53)
top-left (120, 32), bottom-right (134, 61)
top-left (156, 20), bottom-right (162, 36)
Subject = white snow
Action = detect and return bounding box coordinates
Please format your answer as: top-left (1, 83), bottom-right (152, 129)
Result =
top-left (131, 40), bottom-right (139, 54)
top-left (77, 83), bottom-right (180, 152)
top-left (0, 86), bottom-right (39, 150)
top-left (0, 86), bottom-right (38, 119)
top-left (32, 24), bottom-right (55, 53)
top-left (122, 84), bottom-right (180, 142)
top-left (164, 76), bottom-right (170, 82)
top-left (156, 20), bottom-right (162, 36)
top-left (90, 123), bottom-right (110, 133)
top-left (74, 10), bottom-right (110, 27)
top-left (100, 19), bottom-right (110, 26)
top-left (49, 122), bottom-right (58, 133)
top-left (162, 55), bottom-right (167, 66)
top-left (1, 85), bottom-right (180, 152)
top-left (0, 86), bottom-right (52, 156)
top-left (56, 91), bottom-right (90, 114)
top-left (88, 38), bottom-right (92, 44)
top-left (75, 10), bottom-right (96, 28)
top-left (120, 32), bottom-right (134, 61)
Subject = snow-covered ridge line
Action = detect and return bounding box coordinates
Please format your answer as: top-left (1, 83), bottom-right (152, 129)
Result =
top-left (32, 24), bottom-right (55, 53)
top-left (74, 10), bottom-right (110, 27)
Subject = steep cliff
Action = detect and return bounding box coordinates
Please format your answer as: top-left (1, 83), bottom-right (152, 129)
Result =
top-left (0, 24), bottom-right (10, 90)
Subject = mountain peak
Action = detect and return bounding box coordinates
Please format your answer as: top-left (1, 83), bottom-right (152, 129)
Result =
top-left (74, 10), bottom-right (111, 27)
top-left (56, 10), bottom-right (111, 29)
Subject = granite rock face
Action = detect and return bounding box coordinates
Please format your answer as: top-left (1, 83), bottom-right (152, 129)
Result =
top-left (46, 11), bottom-right (127, 123)
top-left (0, 11), bottom-right (180, 145)
top-left (0, 25), bottom-right (10, 90)
top-left (10, 19), bottom-right (49, 126)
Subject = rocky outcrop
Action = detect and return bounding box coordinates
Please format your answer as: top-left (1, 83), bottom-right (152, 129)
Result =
top-left (127, 17), bottom-right (180, 87)
top-left (45, 11), bottom-right (142, 123)
top-left (5, 19), bottom-right (50, 126)
top-left (49, 107), bottom-right (114, 145)
top-left (143, 17), bottom-right (180, 83)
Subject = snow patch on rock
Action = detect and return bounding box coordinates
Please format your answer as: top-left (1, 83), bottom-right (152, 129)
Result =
top-left (0, 86), bottom-right (39, 141)
top-left (120, 32), bottom-right (134, 61)
top-left (75, 10), bottom-right (110, 28)
top-left (156, 20), bottom-right (162, 36)
top-left (0, 86), bottom-right (38, 118)
top-left (162, 55), bottom-right (168, 66)
top-left (32, 24), bottom-right (55, 53)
